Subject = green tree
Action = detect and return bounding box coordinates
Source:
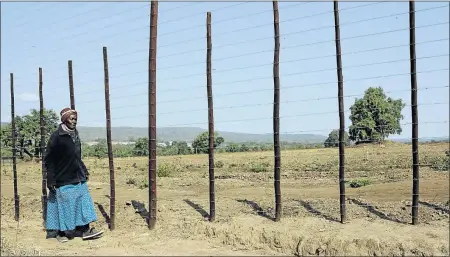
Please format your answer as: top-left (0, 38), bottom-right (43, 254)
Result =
top-left (91, 139), bottom-right (107, 158)
top-left (240, 143), bottom-right (250, 152)
top-left (113, 144), bottom-right (134, 158)
top-left (172, 141), bottom-right (191, 155)
top-left (324, 129), bottom-right (350, 148)
top-left (225, 143), bottom-right (240, 153)
top-left (0, 125), bottom-right (13, 156)
top-left (191, 131), bottom-right (224, 154)
top-left (160, 146), bottom-right (179, 156)
top-left (0, 125), bottom-right (12, 147)
top-left (349, 87), bottom-right (405, 144)
top-left (1, 109), bottom-right (59, 158)
top-left (81, 142), bottom-right (93, 158)
top-left (133, 137), bottom-right (149, 156)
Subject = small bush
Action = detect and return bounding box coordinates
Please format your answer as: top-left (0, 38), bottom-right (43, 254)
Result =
top-left (184, 164), bottom-right (195, 170)
top-left (215, 160), bottom-right (224, 168)
top-left (229, 163), bottom-right (245, 168)
top-left (139, 179), bottom-right (148, 189)
top-left (306, 159), bottom-right (338, 172)
top-left (126, 178), bottom-right (137, 185)
top-left (429, 155), bottom-right (450, 171)
top-left (348, 178), bottom-right (371, 188)
top-left (249, 162), bottom-right (269, 173)
top-left (422, 151), bottom-right (450, 172)
top-left (157, 163), bottom-right (181, 177)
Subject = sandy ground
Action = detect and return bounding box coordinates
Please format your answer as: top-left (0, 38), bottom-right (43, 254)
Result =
top-left (1, 143), bottom-right (449, 256)
top-left (1, 170), bottom-right (449, 256)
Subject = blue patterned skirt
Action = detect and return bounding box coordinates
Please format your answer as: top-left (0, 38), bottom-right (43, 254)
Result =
top-left (46, 182), bottom-right (98, 231)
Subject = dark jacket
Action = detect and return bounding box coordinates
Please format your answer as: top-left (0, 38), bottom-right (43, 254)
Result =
top-left (43, 124), bottom-right (89, 188)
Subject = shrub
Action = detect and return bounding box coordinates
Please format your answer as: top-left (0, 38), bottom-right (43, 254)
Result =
top-left (157, 163), bottom-right (182, 177)
top-left (429, 155), bottom-right (450, 172)
top-left (348, 178), bottom-right (371, 188)
top-left (249, 162), bottom-right (270, 173)
top-left (215, 160), bottom-right (224, 168)
top-left (139, 179), bottom-right (148, 189)
top-left (421, 151), bottom-right (450, 172)
top-left (126, 178), bottom-right (137, 185)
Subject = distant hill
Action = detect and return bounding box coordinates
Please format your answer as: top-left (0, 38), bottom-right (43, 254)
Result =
top-left (2, 122), bottom-right (447, 144)
top-left (75, 126), bottom-right (327, 143)
top-left (1, 122), bottom-right (325, 143)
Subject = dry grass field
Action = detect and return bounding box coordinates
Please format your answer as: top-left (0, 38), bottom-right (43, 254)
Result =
top-left (1, 142), bottom-right (449, 256)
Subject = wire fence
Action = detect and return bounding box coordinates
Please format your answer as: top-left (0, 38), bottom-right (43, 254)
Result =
top-left (1, 1), bottom-right (449, 232)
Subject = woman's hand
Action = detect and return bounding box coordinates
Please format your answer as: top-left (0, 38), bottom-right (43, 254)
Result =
top-left (47, 185), bottom-right (56, 194)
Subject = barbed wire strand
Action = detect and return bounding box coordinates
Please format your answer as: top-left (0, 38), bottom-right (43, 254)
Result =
top-left (2, 119), bottom-right (448, 144)
top-left (6, 21), bottom-right (448, 89)
top-left (8, 32), bottom-right (448, 92)
top-left (111, 103), bottom-right (449, 126)
top-left (69, 67), bottom-right (450, 102)
top-left (7, 2), bottom-right (251, 62)
top-left (29, 6), bottom-right (446, 83)
top-left (11, 2), bottom-right (203, 42)
top-left (4, 1), bottom-right (400, 78)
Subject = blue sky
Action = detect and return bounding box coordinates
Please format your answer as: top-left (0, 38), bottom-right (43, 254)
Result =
top-left (1, 1), bottom-right (448, 139)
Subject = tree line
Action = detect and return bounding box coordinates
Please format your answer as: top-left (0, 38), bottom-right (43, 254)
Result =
top-left (1, 87), bottom-right (410, 159)
top-left (80, 136), bottom-right (325, 159)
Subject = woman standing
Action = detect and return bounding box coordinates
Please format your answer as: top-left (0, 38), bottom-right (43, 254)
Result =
top-left (44, 108), bottom-right (103, 242)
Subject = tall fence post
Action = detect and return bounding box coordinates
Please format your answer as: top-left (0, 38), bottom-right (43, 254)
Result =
top-left (10, 73), bottom-right (19, 222)
top-left (272, 0), bottom-right (281, 222)
top-left (102, 47), bottom-right (116, 231)
top-left (333, 0), bottom-right (346, 224)
top-left (148, 0), bottom-right (158, 230)
top-left (206, 11), bottom-right (216, 222)
top-left (68, 60), bottom-right (75, 109)
top-left (39, 67), bottom-right (47, 226)
top-left (409, 0), bottom-right (419, 225)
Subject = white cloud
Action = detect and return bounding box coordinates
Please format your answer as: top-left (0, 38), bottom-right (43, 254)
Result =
top-left (17, 92), bottom-right (38, 102)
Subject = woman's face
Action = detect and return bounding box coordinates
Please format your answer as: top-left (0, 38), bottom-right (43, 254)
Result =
top-left (65, 114), bottom-right (77, 130)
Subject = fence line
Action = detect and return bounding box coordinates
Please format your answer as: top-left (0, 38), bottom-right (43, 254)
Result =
top-left (5, 4), bottom-right (448, 84)
top-left (2, 121), bottom-right (447, 154)
top-left (1, 1), bottom-right (448, 231)
top-left (28, 84), bottom-right (444, 117)
top-left (7, 40), bottom-right (448, 95)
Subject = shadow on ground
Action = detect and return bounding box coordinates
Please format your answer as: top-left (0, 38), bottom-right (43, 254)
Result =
top-left (419, 201), bottom-right (450, 214)
top-left (183, 199), bottom-right (209, 218)
top-left (129, 200), bottom-right (149, 222)
top-left (296, 200), bottom-right (340, 223)
top-left (236, 199), bottom-right (274, 221)
top-left (348, 198), bottom-right (407, 224)
top-left (94, 202), bottom-right (111, 226)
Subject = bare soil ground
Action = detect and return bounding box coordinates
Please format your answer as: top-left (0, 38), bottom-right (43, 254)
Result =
top-left (1, 143), bottom-right (449, 256)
